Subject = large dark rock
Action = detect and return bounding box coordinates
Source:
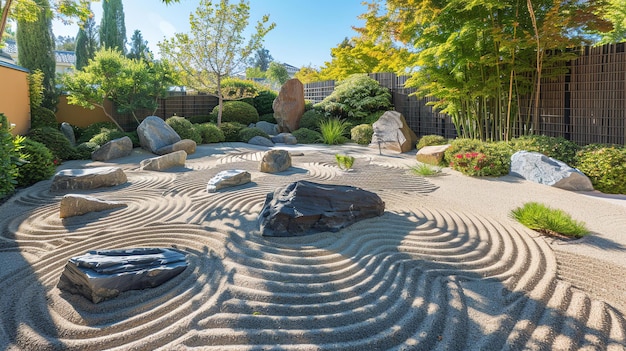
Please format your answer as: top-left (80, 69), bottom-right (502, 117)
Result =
top-left (57, 248), bottom-right (188, 303)
top-left (50, 167), bottom-right (127, 193)
top-left (258, 180), bottom-right (385, 237)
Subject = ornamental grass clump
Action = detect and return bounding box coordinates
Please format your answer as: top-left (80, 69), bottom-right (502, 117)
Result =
top-left (410, 163), bottom-right (441, 177)
top-left (320, 118), bottom-right (349, 145)
top-left (335, 154), bottom-right (355, 170)
top-left (511, 202), bottom-right (589, 238)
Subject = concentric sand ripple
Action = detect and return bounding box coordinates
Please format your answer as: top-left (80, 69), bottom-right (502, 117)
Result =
top-left (0, 147), bottom-right (624, 350)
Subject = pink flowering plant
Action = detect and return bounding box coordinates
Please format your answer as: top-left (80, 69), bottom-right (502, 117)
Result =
top-left (449, 151), bottom-right (491, 176)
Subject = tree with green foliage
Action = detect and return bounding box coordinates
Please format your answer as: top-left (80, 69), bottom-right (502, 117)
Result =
top-left (16, 0), bottom-right (56, 109)
top-left (593, 0), bottom-right (626, 44)
top-left (294, 65), bottom-right (322, 84)
top-left (362, 0), bottom-right (612, 141)
top-left (99, 0), bottom-right (125, 53)
top-left (55, 35), bottom-right (75, 50)
top-left (250, 47), bottom-right (272, 71)
top-left (158, 0), bottom-right (275, 126)
top-left (127, 29), bottom-right (150, 60)
top-left (62, 48), bottom-right (178, 129)
top-left (266, 61), bottom-right (289, 86)
top-left (75, 10), bottom-right (98, 70)
top-left (245, 66), bottom-right (266, 79)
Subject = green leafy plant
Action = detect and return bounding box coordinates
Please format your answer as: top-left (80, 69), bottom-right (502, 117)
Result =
top-left (417, 135), bottom-right (447, 149)
top-left (219, 122), bottom-right (246, 142)
top-left (258, 113), bottom-right (276, 123)
top-left (166, 116), bottom-right (203, 144)
top-left (213, 101), bottom-right (260, 126)
top-left (239, 127), bottom-right (270, 142)
top-left (575, 145), bottom-right (626, 194)
top-left (299, 109), bottom-right (326, 132)
top-left (410, 163), bottom-right (442, 177)
top-left (27, 127), bottom-right (78, 161)
top-left (449, 151), bottom-right (490, 176)
top-left (315, 74), bottom-right (392, 122)
top-left (16, 138), bottom-right (57, 187)
top-left (335, 154), bottom-right (355, 170)
top-left (319, 118), bottom-right (349, 145)
top-left (350, 124), bottom-right (374, 145)
top-left (292, 128), bottom-right (322, 144)
top-left (188, 115), bottom-right (214, 124)
top-left (195, 123), bottom-right (225, 144)
top-left (511, 202), bottom-right (589, 238)
top-left (76, 122), bottom-right (121, 144)
top-left (0, 114), bottom-right (22, 198)
top-left (252, 90), bottom-right (277, 115)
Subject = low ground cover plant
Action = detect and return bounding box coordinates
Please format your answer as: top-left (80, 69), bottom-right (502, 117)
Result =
top-left (292, 128), bottom-right (322, 144)
top-left (511, 202), bottom-right (589, 238)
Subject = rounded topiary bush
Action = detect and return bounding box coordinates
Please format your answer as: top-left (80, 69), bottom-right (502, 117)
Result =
top-left (195, 123), bottom-right (225, 144)
top-left (417, 135), bottom-right (447, 149)
top-left (213, 101), bottom-right (259, 126)
top-left (258, 113), bottom-right (276, 123)
top-left (89, 129), bottom-right (140, 148)
top-left (510, 135), bottom-right (580, 166)
top-left (75, 142), bottom-right (99, 159)
top-left (575, 145), bottom-right (626, 194)
top-left (165, 116), bottom-right (202, 144)
top-left (16, 138), bottom-right (57, 187)
top-left (188, 115), bottom-right (214, 124)
top-left (292, 128), bottom-right (322, 144)
top-left (351, 124), bottom-right (374, 145)
top-left (299, 109), bottom-right (326, 132)
top-left (219, 122), bottom-right (246, 142)
top-left (445, 138), bottom-right (512, 177)
top-left (252, 90), bottom-right (277, 115)
top-left (239, 127), bottom-right (270, 142)
top-left (27, 127), bottom-right (77, 161)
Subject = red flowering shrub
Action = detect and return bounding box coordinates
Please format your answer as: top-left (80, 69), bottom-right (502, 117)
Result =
top-left (449, 152), bottom-right (491, 176)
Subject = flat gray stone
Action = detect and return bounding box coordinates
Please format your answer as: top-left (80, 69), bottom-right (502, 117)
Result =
top-left (156, 139), bottom-right (196, 155)
top-left (60, 194), bottom-right (127, 218)
top-left (91, 136), bottom-right (133, 161)
top-left (140, 150), bottom-right (187, 171)
top-left (510, 151), bottom-right (594, 191)
top-left (254, 121), bottom-right (279, 136)
top-left (270, 133), bottom-right (298, 145)
top-left (258, 180), bottom-right (385, 237)
top-left (51, 167), bottom-right (127, 193)
top-left (206, 170), bottom-right (251, 192)
top-left (248, 135), bottom-right (274, 147)
top-left (57, 248), bottom-right (188, 303)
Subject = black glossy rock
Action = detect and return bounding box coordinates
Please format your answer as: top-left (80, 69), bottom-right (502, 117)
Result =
top-left (258, 180), bottom-right (385, 237)
top-left (57, 248), bottom-right (188, 303)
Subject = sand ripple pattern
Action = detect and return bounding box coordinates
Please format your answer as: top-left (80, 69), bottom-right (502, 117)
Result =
top-left (0, 149), bottom-right (624, 350)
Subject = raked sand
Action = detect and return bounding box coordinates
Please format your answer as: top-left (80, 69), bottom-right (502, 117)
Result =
top-left (0, 142), bottom-right (625, 350)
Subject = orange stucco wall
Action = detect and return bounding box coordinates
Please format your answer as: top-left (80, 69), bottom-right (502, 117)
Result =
top-left (56, 95), bottom-right (111, 128)
top-left (0, 64), bottom-right (30, 136)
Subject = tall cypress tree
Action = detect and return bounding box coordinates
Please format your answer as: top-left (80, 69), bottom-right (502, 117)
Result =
top-left (99, 0), bottom-right (126, 53)
top-left (75, 13), bottom-right (99, 70)
top-left (16, 0), bottom-right (56, 109)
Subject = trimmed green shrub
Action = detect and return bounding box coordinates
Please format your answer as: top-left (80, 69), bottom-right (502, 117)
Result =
top-left (511, 202), bottom-right (589, 238)
top-left (213, 101), bottom-right (259, 126)
top-left (252, 90), bottom-right (277, 115)
top-left (351, 124), bottom-right (374, 145)
top-left (319, 118), bottom-right (349, 145)
top-left (292, 128), bottom-right (322, 144)
top-left (0, 114), bottom-right (21, 198)
top-left (166, 116), bottom-right (202, 144)
top-left (76, 122), bottom-right (120, 144)
top-left (258, 113), bottom-right (276, 123)
top-left (75, 142), bottom-right (99, 159)
top-left (195, 123), bottom-right (225, 144)
top-left (365, 110), bottom-right (385, 125)
top-left (446, 139), bottom-right (512, 177)
top-left (510, 135), bottom-right (580, 166)
top-left (417, 135), bottom-right (447, 149)
top-left (575, 145), bottom-right (626, 194)
top-left (299, 109), bottom-right (326, 132)
top-left (315, 74), bottom-right (392, 122)
top-left (27, 127), bottom-right (78, 161)
top-left (239, 127), bottom-right (270, 142)
top-left (16, 138), bottom-right (57, 187)
top-left (219, 122), bottom-right (246, 142)
top-left (89, 128), bottom-right (127, 146)
top-left (30, 106), bottom-right (57, 129)
top-left (188, 115), bottom-right (214, 124)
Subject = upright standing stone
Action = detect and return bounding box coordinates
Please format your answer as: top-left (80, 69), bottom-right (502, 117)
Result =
top-left (60, 122), bottom-right (76, 146)
top-left (137, 116), bottom-right (181, 154)
top-left (370, 111), bottom-right (418, 153)
top-left (273, 79), bottom-right (305, 133)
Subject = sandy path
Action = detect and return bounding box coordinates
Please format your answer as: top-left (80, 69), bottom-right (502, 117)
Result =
top-left (0, 142), bottom-right (624, 350)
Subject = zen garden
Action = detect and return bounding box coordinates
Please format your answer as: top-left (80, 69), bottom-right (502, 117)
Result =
top-left (0, 0), bottom-right (625, 350)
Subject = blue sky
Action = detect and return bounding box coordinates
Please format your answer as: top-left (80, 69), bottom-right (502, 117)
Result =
top-left (51, 0), bottom-right (368, 69)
